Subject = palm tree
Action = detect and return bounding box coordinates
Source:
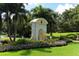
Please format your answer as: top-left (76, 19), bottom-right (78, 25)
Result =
top-left (10, 3), bottom-right (28, 41)
top-left (31, 5), bottom-right (58, 39)
top-left (0, 3), bottom-right (28, 42)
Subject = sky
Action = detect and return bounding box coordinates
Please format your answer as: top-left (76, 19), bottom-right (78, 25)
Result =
top-left (25, 3), bottom-right (78, 14)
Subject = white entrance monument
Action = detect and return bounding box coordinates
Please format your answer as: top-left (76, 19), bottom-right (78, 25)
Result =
top-left (30, 18), bottom-right (48, 40)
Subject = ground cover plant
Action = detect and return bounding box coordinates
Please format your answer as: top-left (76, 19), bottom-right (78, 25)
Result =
top-left (0, 43), bottom-right (78, 56)
top-left (0, 32), bottom-right (77, 56)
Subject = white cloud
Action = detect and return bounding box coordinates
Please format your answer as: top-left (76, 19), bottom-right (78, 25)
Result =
top-left (55, 4), bottom-right (77, 14)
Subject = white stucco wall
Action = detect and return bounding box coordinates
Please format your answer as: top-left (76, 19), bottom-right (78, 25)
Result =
top-left (30, 18), bottom-right (48, 40)
top-left (31, 23), bottom-right (47, 40)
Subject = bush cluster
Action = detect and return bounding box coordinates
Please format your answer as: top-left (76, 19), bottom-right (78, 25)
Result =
top-left (66, 34), bottom-right (77, 40)
top-left (59, 36), bottom-right (72, 43)
top-left (0, 38), bottom-right (72, 52)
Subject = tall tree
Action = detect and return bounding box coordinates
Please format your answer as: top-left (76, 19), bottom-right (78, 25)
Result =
top-left (0, 3), bottom-right (28, 42)
top-left (31, 5), bottom-right (58, 39)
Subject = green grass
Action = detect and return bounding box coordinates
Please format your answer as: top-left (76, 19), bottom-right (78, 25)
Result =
top-left (48, 32), bottom-right (79, 37)
top-left (1, 32), bottom-right (79, 40)
top-left (0, 43), bottom-right (79, 56)
top-left (0, 32), bottom-right (79, 56)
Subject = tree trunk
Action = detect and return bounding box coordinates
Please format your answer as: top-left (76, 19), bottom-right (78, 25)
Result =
top-left (13, 23), bottom-right (16, 42)
top-left (13, 13), bottom-right (18, 42)
top-left (49, 22), bottom-right (52, 39)
top-left (6, 12), bottom-right (13, 42)
top-left (12, 20), bottom-right (16, 42)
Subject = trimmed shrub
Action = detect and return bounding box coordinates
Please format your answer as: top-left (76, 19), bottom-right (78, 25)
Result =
top-left (0, 40), bottom-right (9, 45)
top-left (59, 36), bottom-right (72, 43)
top-left (66, 34), bottom-right (77, 40)
top-left (59, 36), bottom-right (66, 40)
top-left (0, 41), bottom-right (50, 52)
top-left (0, 38), bottom-right (72, 52)
top-left (52, 40), bottom-right (67, 46)
top-left (15, 39), bottom-right (27, 44)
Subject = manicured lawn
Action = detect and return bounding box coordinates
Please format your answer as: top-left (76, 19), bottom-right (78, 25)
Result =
top-left (53, 32), bottom-right (78, 37)
top-left (0, 43), bottom-right (79, 56)
top-left (48, 32), bottom-right (79, 37)
top-left (1, 32), bottom-right (79, 40)
top-left (0, 32), bottom-right (79, 56)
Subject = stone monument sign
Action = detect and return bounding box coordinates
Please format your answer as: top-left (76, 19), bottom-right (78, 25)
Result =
top-left (30, 18), bottom-right (48, 40)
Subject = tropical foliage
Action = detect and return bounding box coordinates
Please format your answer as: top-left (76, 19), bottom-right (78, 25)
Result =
top-left (0, 3), bottom-right (79, 41)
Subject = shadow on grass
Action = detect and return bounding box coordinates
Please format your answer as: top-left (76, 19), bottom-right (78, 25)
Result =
top-left (0, 49), bottom-right (32, 56)
top-left (17, 48), bottom-right (52, 55)
top-left (20, 48), bottom-right (52, 56)
top-left (20, 49), bottom-right (32, 56)
top-left (33, 47), bottom-right (52, 53)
